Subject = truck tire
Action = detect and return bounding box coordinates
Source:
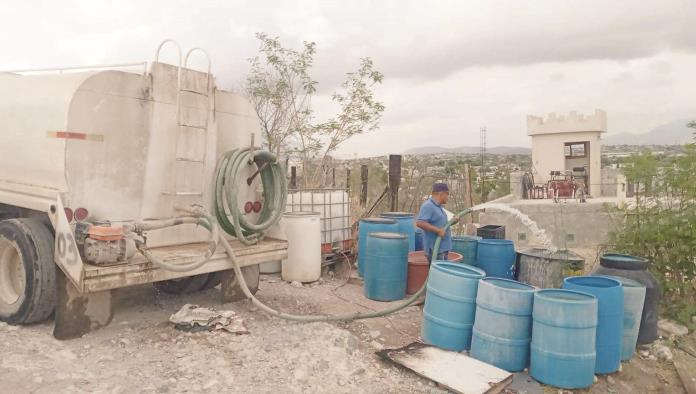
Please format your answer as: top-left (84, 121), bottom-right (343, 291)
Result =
top-left (153, 274), bottom-right (210, 295)
top-left (199, 271), bottom-right (224, 290)
top-left (221, 265), bottom-right (259, 302)
top-left (0, 218), bottom-right (56, 324)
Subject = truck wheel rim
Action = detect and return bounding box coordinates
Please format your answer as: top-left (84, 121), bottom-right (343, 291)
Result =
top-left (0, 238), bottom-right (25, 305)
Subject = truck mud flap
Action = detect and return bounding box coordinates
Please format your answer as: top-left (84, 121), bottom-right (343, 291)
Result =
top-left (53, 270), bottom-right (113, 340)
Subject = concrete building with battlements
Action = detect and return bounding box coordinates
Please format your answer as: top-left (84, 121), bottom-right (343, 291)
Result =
top-left (527, 109), bottom-right (606, 197)
top-left (472, 109), bottom-right (630, 263)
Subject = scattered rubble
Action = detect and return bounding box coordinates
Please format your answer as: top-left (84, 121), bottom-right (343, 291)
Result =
top-left (1, 275), bottom-right (690, 393)
top-left (169, 304), bottom-right (248, 334)
top-left (290, 280), bottom-right (303, 288)
top-left (658, 319), bottom-right (689, 337)
top-left (651, 343), bottom-right (674, 362)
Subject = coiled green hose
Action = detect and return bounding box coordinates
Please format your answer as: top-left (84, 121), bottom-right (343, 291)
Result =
top-left (213, 148), bottom-right (287, 245)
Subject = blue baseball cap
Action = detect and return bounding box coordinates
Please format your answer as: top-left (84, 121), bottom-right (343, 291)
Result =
top-left (432, 183), bottom-right (449, 193)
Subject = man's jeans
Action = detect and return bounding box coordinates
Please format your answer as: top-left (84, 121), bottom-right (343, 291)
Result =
top-left (427, 250), bottom-right (449, 262)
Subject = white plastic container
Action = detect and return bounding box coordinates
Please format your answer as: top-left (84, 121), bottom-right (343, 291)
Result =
top-left (281, 212), bottom-right (321, 283)
top-left (259, 221), bottom-right (287, 274)
top-left (260, 261), bottom-right (282, 274)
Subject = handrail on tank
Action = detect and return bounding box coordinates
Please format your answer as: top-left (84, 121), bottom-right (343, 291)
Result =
top-left (153, 39), bottom-right (183, 120)
top-left (0, 62), bottom-right (148, 75)
top-left (153, 38), bottom-right (182, 90)
top-left (184, 47), bottom-right (212, 94)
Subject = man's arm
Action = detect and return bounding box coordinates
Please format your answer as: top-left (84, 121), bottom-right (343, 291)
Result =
top-left (417, 220), bottom-right (446, 238)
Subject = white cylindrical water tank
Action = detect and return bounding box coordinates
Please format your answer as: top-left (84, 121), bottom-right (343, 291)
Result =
top-left (281, 211), bottom-right (321, 283)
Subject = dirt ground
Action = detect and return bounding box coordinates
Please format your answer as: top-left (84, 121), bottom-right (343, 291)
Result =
top-left (0, 261), bottom-right (693, 394)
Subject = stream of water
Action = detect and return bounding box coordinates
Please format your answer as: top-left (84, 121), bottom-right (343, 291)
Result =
top-left (468, 202), bottom-right (559, 253)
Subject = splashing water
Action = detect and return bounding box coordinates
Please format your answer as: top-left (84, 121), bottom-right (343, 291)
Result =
top-left (468, 202), bottom-right (559, 253)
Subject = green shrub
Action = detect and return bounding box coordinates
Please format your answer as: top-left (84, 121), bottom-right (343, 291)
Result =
top-left (609, 127), bottom-right (696, 327)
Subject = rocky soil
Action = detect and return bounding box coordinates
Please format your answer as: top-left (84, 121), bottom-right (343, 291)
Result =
top-left (0, 263), bottom-right (693, 393)
top-left (0, 271), bottom-right (443, 394)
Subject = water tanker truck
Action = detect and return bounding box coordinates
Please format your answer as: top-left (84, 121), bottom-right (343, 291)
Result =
top-left (0, 40), bottom-right (288, 339)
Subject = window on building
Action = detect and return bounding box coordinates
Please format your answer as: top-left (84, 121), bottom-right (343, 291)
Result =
top-left (564, 142), bottom-right (588, 158)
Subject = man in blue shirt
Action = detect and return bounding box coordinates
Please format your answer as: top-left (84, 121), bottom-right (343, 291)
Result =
top-left (416, 183), bottom-right (456, 262)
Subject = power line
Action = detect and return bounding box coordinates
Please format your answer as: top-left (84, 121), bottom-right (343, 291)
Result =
top-left (480, 126), bottom-right (487, 202)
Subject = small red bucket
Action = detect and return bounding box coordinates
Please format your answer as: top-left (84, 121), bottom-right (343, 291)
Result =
top-left (406, 251), bottom-right (463, 294)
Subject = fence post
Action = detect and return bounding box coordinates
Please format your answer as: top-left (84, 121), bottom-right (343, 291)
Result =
top-left (360, 165), bottom-right (368, 207)
top-left (388, 154), bottom-right (402, 212)
top-left (332, 168), bottom-right (336, 187)
top-left (290, 166), bottom-right (297, 189)
top-left (346, 169), bottom-right (351, 192)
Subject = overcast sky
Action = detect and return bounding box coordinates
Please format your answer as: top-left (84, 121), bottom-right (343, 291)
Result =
top-left (2, 1), bottom-right (694, 157)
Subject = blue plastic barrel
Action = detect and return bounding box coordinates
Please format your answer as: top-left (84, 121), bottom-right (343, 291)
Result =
top-left (415, 228), bottom-right (424, 251)
top-left (471, 278), bottom-right (536, 372)
top-left (476, 239), bottom-right (516, 279)
top-left (363, 232), bottom-right (409, 301)
top-left (563, 276), bottom-right (623, 374)
top-left (358, 218), bottom-right (398, 277)
top-left (530, 289), bottom-right (598, 389)
top-left (609, 276), bottom-right (646, 361)
top-left (422, 262), bottom-right (485, 351)
top-left (452, 235), bottom-right (481, 265)
top-left (379, 212), bottom-right (416, 251)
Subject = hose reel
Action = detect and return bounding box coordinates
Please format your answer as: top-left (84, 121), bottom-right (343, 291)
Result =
top-left (134, 148), bottom-right (286, 271)
top-left (213, 148), bottom-right (287, 245)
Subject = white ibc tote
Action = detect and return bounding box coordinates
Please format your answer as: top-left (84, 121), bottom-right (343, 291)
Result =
top-left (286, 190), bottom-right (350, 244)
top-left (281, 212), bottom-right (321, 282)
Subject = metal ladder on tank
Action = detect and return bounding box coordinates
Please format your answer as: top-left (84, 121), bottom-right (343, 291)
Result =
top-left (155, 40), bottom-right (213, 205)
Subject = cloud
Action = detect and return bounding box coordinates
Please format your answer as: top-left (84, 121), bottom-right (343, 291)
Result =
top-left (310, 1), bottom-right (696, 82)
top-left (0, 0), bottom-right (694, 158)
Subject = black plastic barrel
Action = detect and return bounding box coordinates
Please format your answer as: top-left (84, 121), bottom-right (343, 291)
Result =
top-left (477, 225), bottom-right (505, 240)
top-left (592, 253), bottom-right (660, 344)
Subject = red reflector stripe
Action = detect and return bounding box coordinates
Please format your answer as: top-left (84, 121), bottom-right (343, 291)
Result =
top-left (47, 131), bottom-right (104, 141)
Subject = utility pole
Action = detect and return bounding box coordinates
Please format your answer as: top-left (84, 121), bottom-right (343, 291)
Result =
top-left (480, 126), bottom-right (487, 203)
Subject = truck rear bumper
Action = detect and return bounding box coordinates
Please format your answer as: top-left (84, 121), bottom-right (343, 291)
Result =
top-left (81, 237), bottom-right (288, 293)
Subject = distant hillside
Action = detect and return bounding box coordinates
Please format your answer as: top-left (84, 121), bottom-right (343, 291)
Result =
top-left (604, 118), bottom-right (695, 145)
top-left (401, 119), bottom-right (694, 157)
top-left (404, 146), bottom-right (531, 155)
